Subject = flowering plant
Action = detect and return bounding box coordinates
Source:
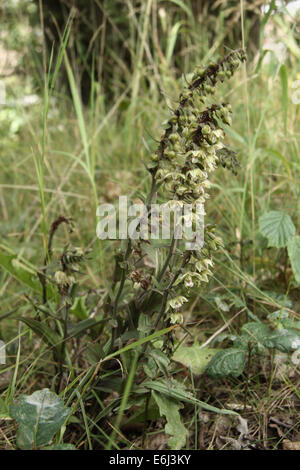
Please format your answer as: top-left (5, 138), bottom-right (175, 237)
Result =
top-left (108, 49), bottom-right (247, 344)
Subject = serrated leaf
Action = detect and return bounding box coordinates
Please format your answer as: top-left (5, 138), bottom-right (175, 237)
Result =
top-left (172, 345), bottom-right (219, 375)
top-left (259, 211), bottom-right (295, 248)
top-left (288, 236), bottom-right (300, 283)
top-left (205, 348), bottom-right (246, 378)
top-left (151, 390), bottom-right (188, 450)
top-left (263, 328), bottom-right (300, 352)
top-left (10, 389), bottom-right (71, 449)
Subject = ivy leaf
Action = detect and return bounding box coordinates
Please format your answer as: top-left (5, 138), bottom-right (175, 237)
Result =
top-left (259, 211), bottom-right (295, 248)
top-left (151, 390), bottom-right (188, 450)
top-left (172, 345), bottom-right (219, 375)
top-left (288, 236), bottom-right (300, 284)
top-left (205, 348), bottom-right (246, 378)
top-left (10, 389), bottom-right (71, 449)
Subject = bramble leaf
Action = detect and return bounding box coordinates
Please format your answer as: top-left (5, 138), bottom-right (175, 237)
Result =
top-left (259, 211), bottom-right (295, 248)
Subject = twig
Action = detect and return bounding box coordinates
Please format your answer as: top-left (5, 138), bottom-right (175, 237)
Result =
top-left (199, 307), bottom-right (246, 349)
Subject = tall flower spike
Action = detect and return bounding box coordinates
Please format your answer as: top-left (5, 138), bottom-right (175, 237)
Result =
top-left (150, 49), bottom-right (246, 293)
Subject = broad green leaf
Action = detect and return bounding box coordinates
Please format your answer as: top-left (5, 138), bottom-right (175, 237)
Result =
top-left (241, 322), bottom-right (272, 348)
top-left (268, 310), bottom-right (300, 330)
top-left (259, 211), bottom-right (295, 248)
top-left (172, 345), bottom-right (219, 375)
top-left (205, 348), bottom-right (246, 378)
top-left (10, 389), bottom-right (71, 449)
top-left (152, 390), bottom-right (188, 450)
top-left (263, 328), bottom-right (300, 352)
top-left (288, 236), bottom-right (300, 284)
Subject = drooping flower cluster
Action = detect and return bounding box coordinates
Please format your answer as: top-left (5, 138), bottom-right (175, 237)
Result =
top-left (149, 50), bottom-right (246, 301)
top-left (54, 247), bottom-right (85, 296)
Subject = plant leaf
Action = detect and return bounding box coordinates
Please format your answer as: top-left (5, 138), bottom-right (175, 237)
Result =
top-left (144, 379), bottom-right (238, 415)
top-left (152, 390), bottom-right (188, 450)
top-left (19, 318), bottom-right (62, 348)
top-left (241, 322), bottom-right (272, 348)
top-left (205, 348), bottom-right (246, 378)
top-left (288, 235), bottom-right (300, 284)
top-left (10, 389), bottom-right (71, 449)
top-left (0, 251), bottom-right (42, 294)
top-left (259, 211), bottom-right (295, 248)
top-left (172, 345), bottom-right (219, 375)
top-left (263, 328), bottom-right (300, 352)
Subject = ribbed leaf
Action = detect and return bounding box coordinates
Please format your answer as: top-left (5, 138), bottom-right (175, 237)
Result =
top-left (10, 389), bottom-right (71, 449)
top-left (259, 211), bottom-right (295, 248)
top-left (205, 348), bottom-right (246, 378)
